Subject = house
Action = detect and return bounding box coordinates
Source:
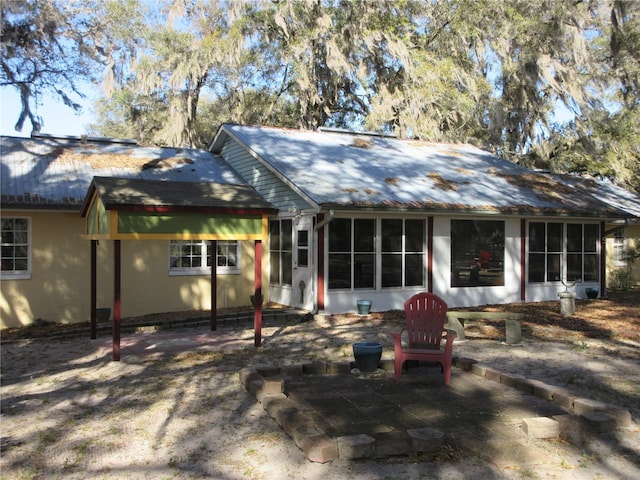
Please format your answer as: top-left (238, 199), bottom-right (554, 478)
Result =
top-left (2, 125), bottom-right (639, 330)
top-left (209, 124), bottom-right (640, 314)
top-left (1, 134), bottom-right (274, 330)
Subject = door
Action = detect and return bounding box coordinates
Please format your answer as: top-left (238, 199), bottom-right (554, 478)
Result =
top-left (293, 216), bottom-right (314, 310)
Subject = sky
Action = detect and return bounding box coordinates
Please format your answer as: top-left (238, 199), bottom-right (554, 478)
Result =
top-left (0, 85), bottom-right (97, 138)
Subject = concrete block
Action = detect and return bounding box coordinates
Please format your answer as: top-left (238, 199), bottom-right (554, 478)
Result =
top-left (239, 368), bottom-right (260, 387)
top-left (455, 357), bottom-right (477, 371)
top-left (470, 363), bottom-right (490, 377)
top-left (327, 362), bottom-right (351, 375)
top-left (373, 431), bottom-right (412, 457)
top-left (261, 376), bottom-right (284, 395)
top-left (529, 380), bottom-right (556, 401)
top-left (484, 367), bottom-right (502, 382)
top-left (303, 434), bottom-right (338, 463)
top-left (505, 318), bottom-right (522, 344)
top-left (246, 379), bottom-right (263, 397)
top-left (600, 406), bottom-right (633, 428)
top-left (573, 398), bottom-right (608, 415)
top-left (337, 434), bottom-right (375, 459)
top-left (407, 427), bottom-right (444, 452)
top-left (500, 372), bottom-right (526, 388)
top-left (553, 414), bottom-right (586, 445)
top-left (581, 411), bottom-right (618, 434)
top-left (264, 397), bottom-right (295, 419)
top-left (302, 362), bottom-right (327, 375)
top-left (261, 394), bottom-right (286, 411)
top-left (255, 365), bottom-right (281, 377)
top-left (552, 389), bottom-right (576, 409)
top-left (521, 417), bottom-right (560, 439)
top-left (281, 364), bottom-right (304, 377)
top-left (291, 420), bottom-right (325, 449)
top-left (513, 378), bottom-right (535, 394)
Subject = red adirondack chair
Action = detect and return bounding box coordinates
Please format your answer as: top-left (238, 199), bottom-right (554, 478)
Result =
top-left (391, 292), bottom-right (456, 385)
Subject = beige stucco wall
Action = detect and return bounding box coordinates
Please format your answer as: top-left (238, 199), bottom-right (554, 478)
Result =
top-left (1, 211), bottom-right (268, 329)
top-left (605, 223), bottom-right (640, 289)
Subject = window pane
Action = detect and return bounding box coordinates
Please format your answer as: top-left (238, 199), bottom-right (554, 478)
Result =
top-left (405, 253), bottom-right (424, 286)
top-left (298, 230), bottom-right (308, 247)
top-left (354, 253), bottom-right (375, 288)
top-left (547, 253), bottom-right (561, 282)
top-left (282, 219), bottom-right (293, 251)
top-left (405, 220), bottom-right (424, 252)
top-left (381, 254), bottom-right (402, 287)
top-left (269, 221), bottom-right (280, 250)
top-left (329, 219), bottom-right (351, 252)
top-left (270, 251), bottom-right (280, 283)
top-left (15, 259), bottom-right (28, 270)
top-left (354, 219), bottom-right (375, 252)
top-left (381, 219), bottom-right (402, 252)
top-left (328, 253), bottom-right (351, 289)
top-left (567, 224), bottom-right (582, 252)
top-left (282, 251), bottom-right (292, 285)
top-left (567, 253), bottom-right (582, 281)
top-left (584, 224), bottom-right (598, 253)
top-left (528, 253), bottom-right (545, 282)
top-left (584, 254), bottom-right (598, 281)
top-left (547, 223), bottom-right (563, 251)
top-left (529, 223), bottom-right (545, 252)
top-left (451, 220), bottom-right (504, 287)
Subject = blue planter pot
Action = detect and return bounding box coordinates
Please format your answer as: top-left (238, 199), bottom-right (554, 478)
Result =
top-left (353, 342), bottom-right (382, 372)
top-left (357, 300), bottom-right (372, 315)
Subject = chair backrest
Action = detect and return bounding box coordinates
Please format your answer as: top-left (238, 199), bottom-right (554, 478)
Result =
top-left (404, 292), bottom-right (448, 349)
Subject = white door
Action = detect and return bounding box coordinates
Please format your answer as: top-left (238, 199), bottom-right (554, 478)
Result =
top-left (292, 216), bottom-right (314, 310)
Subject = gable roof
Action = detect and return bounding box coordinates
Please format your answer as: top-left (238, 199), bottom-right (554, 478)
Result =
top-left (211, 124), bottom-right (639, 220)
top-left (81, 176), bottom-right (275, 215)
top-left (1, 134), bottom-right (244, 210)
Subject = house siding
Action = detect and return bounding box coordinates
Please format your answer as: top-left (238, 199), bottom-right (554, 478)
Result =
top-left (0, 211), bottom-right (263, 329)
top-left (220, 141), bottom-right (313, 212)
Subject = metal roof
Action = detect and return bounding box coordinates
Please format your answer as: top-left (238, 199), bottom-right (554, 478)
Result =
top-left (1, 135), bottom-right (244, 210)
top-left (85, 176), bottom-right (275, 213)
top-left (212, 124), bottom-right (639, 219)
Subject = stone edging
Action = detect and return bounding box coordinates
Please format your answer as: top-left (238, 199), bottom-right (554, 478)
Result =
top-left (239, 357), bottom-right (634, 463)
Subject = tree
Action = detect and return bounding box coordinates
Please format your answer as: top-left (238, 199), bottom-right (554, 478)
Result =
top-left (0, 0), bottom-right (143, 134)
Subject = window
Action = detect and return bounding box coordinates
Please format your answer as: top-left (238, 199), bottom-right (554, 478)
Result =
top-left (269, 219), bottom-right (292, 286)
top-left (527, 222), bottom-right (599, 283)
top-left (613, 231), bottom-right (627, 266)
top-left (327, 217), bottom-right (425, 290)
top-left (528, 222), bottom-right (562, 282)
top-left (169, 240), bottom-right (239, 275)
top-left (1, 217), bottom-right (30, 279)
top-left (451, 220), bottom-right (505, 287)
top-left (381, 219), bottom-right (425, 288)
top-left (328, 218), bottom-right (376, 289)
top-left (297, 230), bottom-right (309, 267)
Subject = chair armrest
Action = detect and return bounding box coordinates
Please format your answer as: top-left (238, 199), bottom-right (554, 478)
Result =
top-left (390, 331), bottom-right (403, 352)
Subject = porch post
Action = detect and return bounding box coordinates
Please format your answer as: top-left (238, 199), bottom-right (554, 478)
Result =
top-left (600, 221), bottom-right (607, 298)
top-left (90, 240), bottom-right (97, 339)
top-left (210, 240), bottom-right (217, 331)
top-left (520, 219), bottom-right (527, 301)
top-left (254, 239), bottom-right (263, 347)
top-left (113, 240), bottom-right (121, 361)
top-left (427, 216), bottom-right (434, 292)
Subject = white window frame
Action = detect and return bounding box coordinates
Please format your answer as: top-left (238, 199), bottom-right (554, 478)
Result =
top-left (0, 216), bottom-right (32, 280)
top-left (168, 240), bottom-right (240, 276)
top-left (613, 231), bottom-right (627, 266)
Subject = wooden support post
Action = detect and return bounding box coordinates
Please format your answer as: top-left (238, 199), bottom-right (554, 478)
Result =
top-left (113, 240), bottom-right (121, 361)
top-left (210, 240), bottom-right (217, 331)
top-left (254, 239), bottom-right (263, 347)
top-left (520, 219), bottom-right (527, 301)
top-left (90, 240), bottom-right (97, 339)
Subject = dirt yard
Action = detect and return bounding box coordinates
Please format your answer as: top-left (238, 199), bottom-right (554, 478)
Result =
top-left (1, 290), bottom-right (639, 479)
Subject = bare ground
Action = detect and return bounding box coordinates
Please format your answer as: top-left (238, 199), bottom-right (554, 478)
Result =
top-left (1, 290), bottom-right (639, 479)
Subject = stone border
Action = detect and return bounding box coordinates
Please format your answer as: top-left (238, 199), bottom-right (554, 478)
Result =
top-left (239, 357), bottom-right (634, 463)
